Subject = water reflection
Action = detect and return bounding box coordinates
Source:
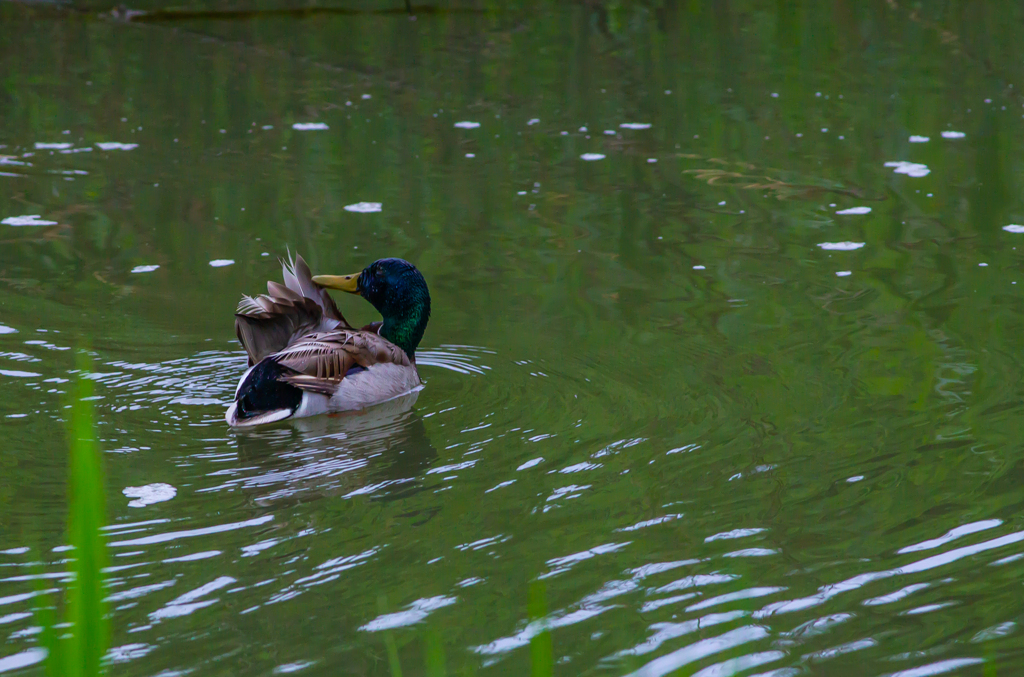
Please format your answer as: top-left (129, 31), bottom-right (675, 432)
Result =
top-left (6, 0), bottom-right (1024, 675)
top-left (230, 391), bottom-right (439, 506)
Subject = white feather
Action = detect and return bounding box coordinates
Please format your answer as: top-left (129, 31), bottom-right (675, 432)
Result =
top-left (225, 402), bottom-right (294, 428)
top-left (281, 251), bottom-right (321, 306)
top-left (281, 248), bottom-right (301, 295)
top-left (292, 391), bottom-right (332, 419)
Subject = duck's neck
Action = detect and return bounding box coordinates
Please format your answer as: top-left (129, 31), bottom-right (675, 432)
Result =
top-left (380, 299), bottom-right (430, 359)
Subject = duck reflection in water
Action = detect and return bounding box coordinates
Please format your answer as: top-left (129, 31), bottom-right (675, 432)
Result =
top-left (229, 390), bottom-right (438, 508)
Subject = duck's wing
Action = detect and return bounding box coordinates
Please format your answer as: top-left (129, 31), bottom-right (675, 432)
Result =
top-left (271, 329), bottom-right (412, 396)
top-left (234, 254), bottom-right (351, 365)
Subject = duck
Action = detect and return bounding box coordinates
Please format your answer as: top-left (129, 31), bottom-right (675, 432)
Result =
top-left (225, 254), bottom-right (430, 427)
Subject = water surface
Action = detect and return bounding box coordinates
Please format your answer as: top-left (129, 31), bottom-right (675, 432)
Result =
top-left (3, 1), bottom-right (1024, 675)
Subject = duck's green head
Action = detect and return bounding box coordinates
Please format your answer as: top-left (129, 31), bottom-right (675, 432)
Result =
top-left (313, 258), bottom-right (430, 358)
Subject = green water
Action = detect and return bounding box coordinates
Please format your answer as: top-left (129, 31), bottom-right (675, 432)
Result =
top-left (3, 1), bottom-right (1024, 675)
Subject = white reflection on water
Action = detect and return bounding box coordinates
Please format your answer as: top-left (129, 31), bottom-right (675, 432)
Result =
top-left (623, 626), bottom-right (768, 677)
top-left (0, 648), bottom-right (45, 673)
top-left (691, 651), bottom-right (786, 677)
top-left (110, 515), bottom-right (273, 547)
top-left (516, 457), bottom-right (543, 471)
top-left (343, 202), bottom-right (382, 213)
top-left (106, 642), bottom-right (154, 663)
top-left (467, 507), bottom-right (1023, 673)
top-left (106, 579), bottom-right (177, 603)
top-left (546, 541), bottom-right (630, 571)
top-left (971, 621), bottom-right (1016, 642)
top-left (903, 602), bottom-right (957, 615)
top-left (756, 529), bottom-right (1024, 618)
top-left (884, 658), bottom-right (983, 676)
top-left (780, 612), bottom-right (852, 640)
top-left (654, 574), bottom-right (740, 595)
top-left (1, 215), bottom-right (57, 226)
top-left (803, 637), bottom-right (876, 661)
top-left (359, 595), bottom-right (457, 631)
top-left (274, 660), bottom-right (316, 674)
top-left (124, 483), bottom-right (177, 508)
top-left (687, 587), bottom-right (786, 612)
top-left (863, 582), bottom-right (930, 606)
top-left (705, 527), bottom-right (766, 542)
top-left (0, 369), bottom-right (41, 377)
top-left (150, 576), bottom-right (235, 620)
top-left (474, 605), bottom-right (618, 655)
top-left (898, 519), bottom-right (1002, 554)
top-left (416, 345), bottom-right (492, 374)
top-left (620, 611), bottom-right (750, 657)
top-left (723, 548), bottom-right (778, 558)
top-left (884, 161), bottom-right (930, 177)
top-left (818, 242), bottom-right (865, 251)
top-left (616, 514), bottom-right (684, 532)
top-left (240, 547), bottom-right (381, 613)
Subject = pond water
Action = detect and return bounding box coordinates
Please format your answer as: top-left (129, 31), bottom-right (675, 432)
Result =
top-left (3, 1), bottom-right (1024, 675)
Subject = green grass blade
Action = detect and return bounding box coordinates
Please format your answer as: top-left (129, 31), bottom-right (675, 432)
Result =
top-left (528, 581), bottom-right (553, 677)
top-left (378, 595), bottom-right (403, 677)
top-left (424, 627), bottom-right (446, 677)
top-left (65, 359), bottom-right (109, 677)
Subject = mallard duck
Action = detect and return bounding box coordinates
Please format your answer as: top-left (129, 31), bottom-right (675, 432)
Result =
top-left (225, 255), bottom-right (430, 427)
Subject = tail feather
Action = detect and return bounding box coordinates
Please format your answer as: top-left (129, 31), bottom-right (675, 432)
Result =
top-left (235, 298), bottom-right (323, 366)
top-left (234, 251), bottom-right (351, 365)
top-left (266, 280), bottom-right (302, 303)
top-left (282, 253), bottom-right (347, 324)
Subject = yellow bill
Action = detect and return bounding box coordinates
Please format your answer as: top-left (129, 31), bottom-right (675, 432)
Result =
top-left (312, 272), bottom-right (361, 293)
